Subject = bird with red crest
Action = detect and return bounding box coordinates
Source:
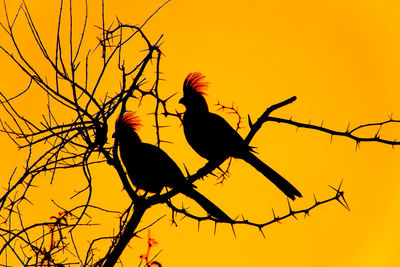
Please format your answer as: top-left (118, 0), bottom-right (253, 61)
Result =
top-left (179, 73), bottom-right (302, 200)
top-left (113, 112), bottom-right (232, 221)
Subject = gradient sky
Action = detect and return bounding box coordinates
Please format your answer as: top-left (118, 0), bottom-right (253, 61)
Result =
top-left (1, 0), bottom-right (400, 266)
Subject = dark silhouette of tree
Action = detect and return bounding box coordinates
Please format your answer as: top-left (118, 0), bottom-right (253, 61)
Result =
top-left (0, 1), bottom-right (397, 266)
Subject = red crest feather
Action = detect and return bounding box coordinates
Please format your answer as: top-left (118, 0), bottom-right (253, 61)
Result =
top-left (183, 72), bottom-right (208, 95)
top-left (116, 112), bottom-right (142, 131)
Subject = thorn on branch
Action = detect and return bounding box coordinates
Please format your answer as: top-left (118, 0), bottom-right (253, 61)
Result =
top-left (230, 224), bottom-right (236, 238)
top-left (248, 115), bottom-right (253, 128)
top-left (271, 207), bottom-right (277, 220)
top-left (287, 199), bottom-right (297, 220)
top-left (329, 180), bottom-right (350, 211)
top-left (259, 227), bottom-right (266, 239)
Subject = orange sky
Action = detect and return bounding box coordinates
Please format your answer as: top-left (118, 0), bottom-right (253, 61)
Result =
top-left (1, 0), bottom-right (400, 266)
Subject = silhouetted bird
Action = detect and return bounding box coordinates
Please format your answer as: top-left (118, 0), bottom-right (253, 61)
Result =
top-left (179, 73), bottom-right (302, 200)
top-left (114, 112), bottom-right (232, 221)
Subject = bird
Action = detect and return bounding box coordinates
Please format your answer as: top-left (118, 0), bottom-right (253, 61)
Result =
top-left (179, 72), bottom-right (302, 200)
top-left (114, 112), bottom-right (232, 222)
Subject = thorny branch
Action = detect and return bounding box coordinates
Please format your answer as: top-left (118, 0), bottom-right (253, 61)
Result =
top-left (167, 180), bottom-right (349, 238)
top-left (0, 0), bottom-right (399, 266)
top-left (0, 0), bottom-right (170, 265)
top-left (267, 115), bottom-right (400, 148)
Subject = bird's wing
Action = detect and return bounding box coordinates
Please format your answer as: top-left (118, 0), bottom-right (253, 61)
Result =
top-left (141, 143), bottom-right (187, 187)
top-left (204, 112), bottom-right (249, 157)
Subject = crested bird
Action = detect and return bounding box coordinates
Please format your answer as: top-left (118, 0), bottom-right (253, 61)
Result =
top-left (179, 73), bottom-right (302, 200)
top-left (114, 112), bottom-right (232, 221)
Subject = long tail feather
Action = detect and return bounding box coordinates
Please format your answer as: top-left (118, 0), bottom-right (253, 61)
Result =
top-left (182, 187), bottom-right (232, 222)
top-left (243, 152), bottom-right (302, 200)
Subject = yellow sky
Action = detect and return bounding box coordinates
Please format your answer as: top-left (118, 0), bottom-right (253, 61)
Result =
top-left (1, 0), bottom-right (400, 266)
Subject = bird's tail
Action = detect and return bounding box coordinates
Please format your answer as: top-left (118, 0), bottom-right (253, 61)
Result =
top-left (243, 152), bottom-right (302, 200)
top-left (182, 187), bottom-right (232, 222)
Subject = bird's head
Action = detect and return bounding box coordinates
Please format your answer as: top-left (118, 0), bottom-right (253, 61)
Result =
top-left (179, 72), bottom-right (209, 112)
top-left (113, 112), bottom-right (142, 142)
